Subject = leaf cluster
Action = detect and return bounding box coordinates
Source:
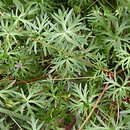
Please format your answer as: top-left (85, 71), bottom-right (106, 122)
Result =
top-left (0, 0), bottom-right (130, 130)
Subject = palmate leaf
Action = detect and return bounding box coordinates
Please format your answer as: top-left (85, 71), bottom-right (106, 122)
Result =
top-left (89, 115), bottom-right (126, 130)
top-left (24, 0), bottom-right (53, 15)
top-left (0, 18), bottom-right (23, 51)
top-left (101, 18), bottom-right (130, 50)
top-left (12, 84), bottom-right (46, 115)
top-left (116, 45), bottom-right (130, 70)
top-left (46, 9), bottom-right (89, 50)
top-left (0, 81), bottom-right (29, 122)
top-left (26, 116), bottom-right (44, 130)
top-left (105, 71), bottom-right (130, 104)
top-left (49, 52), bottom-right (85, 77)
top-left (0, 80), bottom-right (15, 103)
top-left (26, 14), bottom-right (49, 54)
top-left (4, 6), bottom-right (36, 28)
top-left (69, 83), bottom-right (97, 116)
top-left (87, 7), bottom-right (130, 56)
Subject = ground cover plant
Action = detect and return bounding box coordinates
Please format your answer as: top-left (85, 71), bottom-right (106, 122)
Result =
top-left (0, 0), bottom-right (130, 129)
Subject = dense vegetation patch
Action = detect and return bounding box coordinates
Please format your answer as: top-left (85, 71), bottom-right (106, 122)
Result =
top-left (0, 0), bottom-right (130, 129)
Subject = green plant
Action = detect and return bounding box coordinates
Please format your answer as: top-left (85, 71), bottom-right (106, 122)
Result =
top-left (0, 0), bottom-right (130, 130)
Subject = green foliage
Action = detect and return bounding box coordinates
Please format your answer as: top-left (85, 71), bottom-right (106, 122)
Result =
top-left (0, 0), bottom-right (130, 129)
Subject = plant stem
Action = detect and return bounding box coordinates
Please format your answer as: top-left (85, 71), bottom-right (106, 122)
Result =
top-left (78, 82), bottom-right (109, 130)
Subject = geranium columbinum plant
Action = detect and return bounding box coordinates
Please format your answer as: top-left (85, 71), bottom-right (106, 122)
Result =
top-left (0, 0), bottom-right (130, 130)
